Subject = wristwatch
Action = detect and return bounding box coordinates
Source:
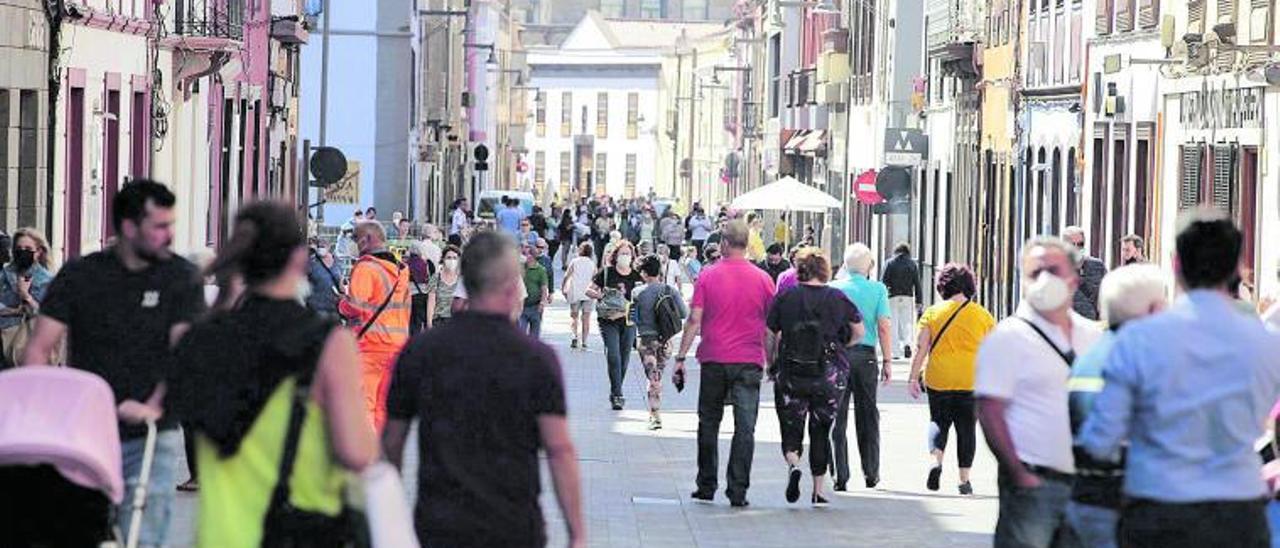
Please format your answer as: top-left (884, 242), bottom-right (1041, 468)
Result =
top-left (675, 356), bottom-right (686, 362)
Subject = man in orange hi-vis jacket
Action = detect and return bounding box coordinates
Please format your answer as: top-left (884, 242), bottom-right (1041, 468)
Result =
top-left (340, 220), bottom-right (412, 431)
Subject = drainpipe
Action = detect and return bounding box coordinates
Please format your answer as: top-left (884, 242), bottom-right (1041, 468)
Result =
top-left (44, 1), bottom-right (65, 243)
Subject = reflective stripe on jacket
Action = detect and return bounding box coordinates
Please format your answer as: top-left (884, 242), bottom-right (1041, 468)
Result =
top-left (339, 254), bottom-right (412, 349)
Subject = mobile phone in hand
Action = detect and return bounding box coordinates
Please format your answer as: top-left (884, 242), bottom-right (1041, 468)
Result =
top-left (673, 368), bottom-right (685, 392)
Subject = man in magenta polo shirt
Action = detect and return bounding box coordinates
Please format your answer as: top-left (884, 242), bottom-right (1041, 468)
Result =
top-left (674, 219), bottom-right (776, 507)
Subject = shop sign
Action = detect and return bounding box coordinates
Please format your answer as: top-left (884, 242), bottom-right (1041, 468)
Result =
top-left (1179, 82), bottom-right (1263, 131)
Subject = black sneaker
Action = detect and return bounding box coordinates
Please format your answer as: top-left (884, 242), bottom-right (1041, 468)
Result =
top-left (926, 465), bottom-right (942, 492)
top-left (811, 492), bottom-right (829, 507)
top-left (833, 481), bottom-right (848, 492)
top-left (729, 497), bottom-right (750, 508)
top-left (571, 339), bottom-right (579, 349)
top-left (610, 396), bottom-right (623, 411)
top-left (958, 481), bottom-right (973, 495)
top-left (690, 489), bottom-right (714, 503)
top-left (785, 466), bottom-right (802, 503)
top-left (865, 477), bottom-right (879, 489)
top-left (904, 346), bottom-right (913, 359)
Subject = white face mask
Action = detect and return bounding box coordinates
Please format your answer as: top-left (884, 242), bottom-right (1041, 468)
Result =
top-left (444, 258), bottom-right (459, 271)
top-left (1024, 272), bottom-right (1071, 312)
top-left (616, 254), bottom-right (634, 269)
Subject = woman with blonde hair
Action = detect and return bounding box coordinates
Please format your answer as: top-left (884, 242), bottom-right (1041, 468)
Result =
top-left (0, 227), bottom-right (54, 368)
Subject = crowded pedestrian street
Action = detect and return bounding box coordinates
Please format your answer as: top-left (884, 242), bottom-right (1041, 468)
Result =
top-left (161, 297), bottom-right (999, 548)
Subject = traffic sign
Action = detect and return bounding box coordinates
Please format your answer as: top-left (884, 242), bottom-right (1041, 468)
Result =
top-left (474, 144), bottom-right (490, 162)
top-left (883, 128), bottom-right (928, 167)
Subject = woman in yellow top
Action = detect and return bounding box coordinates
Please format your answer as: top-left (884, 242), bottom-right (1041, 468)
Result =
top-left (170, 202), bottom-right (378, 547)
top-left (746, 213), bottom-right (767, 262)
top-left (906, 263), bottom-right (995, 495)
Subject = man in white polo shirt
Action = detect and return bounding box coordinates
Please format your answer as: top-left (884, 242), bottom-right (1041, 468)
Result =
top-left (976, 236), bottom-right (1103, 548)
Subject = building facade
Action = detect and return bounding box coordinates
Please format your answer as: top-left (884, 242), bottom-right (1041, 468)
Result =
top-left (0, 0), bottom-right (51, 238)
top-left (530, 13), bottom-right (717, 201)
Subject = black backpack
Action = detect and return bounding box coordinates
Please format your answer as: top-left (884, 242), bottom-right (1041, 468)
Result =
top-left (779, 291), bottom-right (831, 378)
top-left (653, 286), bottom-right (683, 343)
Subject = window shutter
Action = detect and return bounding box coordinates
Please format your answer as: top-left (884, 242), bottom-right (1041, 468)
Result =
top-left (1188, 0), bottom-right (1206, 32)
top-left (1096, 0), bottom-right (1112, 34)
top-left (1137, 0), bottom-right (1157, 28)
top-left (1117, 0), bottom-right (1133, 31)
top-left (1179, 144), bottom-right (1202, 211)
top-left (1212, 144), bottom-right (1236, 214)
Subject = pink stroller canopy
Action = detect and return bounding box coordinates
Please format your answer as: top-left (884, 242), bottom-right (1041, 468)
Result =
top-left (0, 367), bottom-right (123, 503)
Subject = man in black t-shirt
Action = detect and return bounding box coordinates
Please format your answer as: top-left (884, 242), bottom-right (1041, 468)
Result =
top-left (383, 232), bottom-right (585, 547)
top-left (22, 180), bottom-right (205, 547)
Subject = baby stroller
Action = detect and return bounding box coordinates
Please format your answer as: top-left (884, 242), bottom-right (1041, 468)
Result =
top-left (0, 366), bottom-right (158, 548)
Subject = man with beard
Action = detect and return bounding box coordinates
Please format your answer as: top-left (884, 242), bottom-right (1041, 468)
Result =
top-left (22, 180), bottom-right (206, 547)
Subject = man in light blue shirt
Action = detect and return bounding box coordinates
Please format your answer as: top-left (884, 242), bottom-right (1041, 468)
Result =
top-left (1080, 210), bottom-right (1280, 548)
top-left (496, 196), bottom-right (524, 236)
top-left (827, 242), bottom-right (893, 490)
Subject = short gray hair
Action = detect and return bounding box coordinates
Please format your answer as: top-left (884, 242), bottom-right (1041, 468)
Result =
top-left (1099, 264), bottom-right (1168, 327)
top-left (720, 220), bottom-right (749, 249)
top-left (1020, 236), bottom-right (1082, 270)
top-left (843, 243), bottom-right (874, 274)
top-left (1062, 225), bottom-right (1086, 241)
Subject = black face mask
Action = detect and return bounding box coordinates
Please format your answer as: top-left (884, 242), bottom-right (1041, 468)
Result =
top-left (13, 248), bottom-right (35, 271)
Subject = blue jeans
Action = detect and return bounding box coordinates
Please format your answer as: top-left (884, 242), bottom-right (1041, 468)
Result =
top-left (1065, 501), bottom-right (1118, 548)
top-left (1268, 499), bottom-right (1280, 548)
top-left (518, 304), bottom-right (544, 338)
top-left (996, 469), bottom-right (1076, 548)
top-left (119, 429), bottom-right (182, 547)
top-left (599, 319), bottom-right (636, 399)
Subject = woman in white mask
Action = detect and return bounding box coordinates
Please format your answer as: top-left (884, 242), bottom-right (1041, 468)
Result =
top-left (586, 241), bottom-right (642, 410)
top-left (425, 245), bottom-right (462, 330)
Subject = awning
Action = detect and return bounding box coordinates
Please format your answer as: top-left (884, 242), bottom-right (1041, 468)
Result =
top-left (798, 130), bottom-right (827, 155)
top-left (783, 130), bottom-right (810, 152)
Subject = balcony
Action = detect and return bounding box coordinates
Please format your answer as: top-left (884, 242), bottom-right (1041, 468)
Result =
top-left (174, 0), bottom-right (244, 40)
top-left (925, 0), bottom-right (981, 58)
top-left (789, 69), bottom-right (818, 107)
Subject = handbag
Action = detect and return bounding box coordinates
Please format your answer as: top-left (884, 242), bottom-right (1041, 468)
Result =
top-left (595, 269), bottom-right (628, 321)
top-left (261, 371), bottom-right (371, 547)
top-left (361, 462), bottom-right (420, 547)
top-left (1, 314), bottom-right (32, 368)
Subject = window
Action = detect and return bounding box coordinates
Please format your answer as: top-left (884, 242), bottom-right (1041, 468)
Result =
top-left (536, 91), bottom-right (546, 137)
top-left (1137, 0), bottom-right (1159, 28)
top-left (1188, 0), bottom-right (1205, 33)
top-left (1250, 0), bottom-right (1273, 44)
top-left (769, 34), bottom-right (782, 116)
top-left (600, 0), bottom-right (624, 17)
top-left (596, 92), bottom-right (608, 138)
top-left (559, 151), bottom-right (571, 190)
top-left (1096, 0), bottom-right (1112, 34)
top-left (560, 92), bottom-right (572, 136)
top-left (535, 150), bottom-right (545, 186)
top-left (131, 90), bottom-right (148, 179)
top-left (1054, 8), bottom-right (1065, 83)
top-left (1117, 0), bottom-right (1134, 31)
top-left (682, 0), bottom-right (708, 20)
top-left (625, 153), bottom-right (637, 197)
top-left (627, 93), bottom-right (639, 139)
top-left (1071, 5), bottom-right (1084, 80)
top-left (639, 0), bottom-right (662, 18)
top-left (595, 153), bottom-right (607, 191)
top-left (102, 88), bottom-right (121, 240)
top-left (0, 90), bottom-right (7, 231)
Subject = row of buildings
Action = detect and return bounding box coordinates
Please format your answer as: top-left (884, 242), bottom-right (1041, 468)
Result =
top-left (613, 0), bottom-right (1279, 314)
top-left (1, 0), bottom-right (312, 262)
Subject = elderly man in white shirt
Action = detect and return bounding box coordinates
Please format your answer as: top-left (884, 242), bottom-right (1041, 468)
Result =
top-left (975, 236), bottom-right (1103, 548)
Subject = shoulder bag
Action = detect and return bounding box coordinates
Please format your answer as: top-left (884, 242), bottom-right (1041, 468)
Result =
top-left (595, 269), bottom-right (628, 321)
top-left (1016, 317), bottom-right (1077, 366)
top-left (358, 264), bottom-right (405, 339)
top-left (261, 367), bottom-right (371, 547)
top-left (927, 300), bottom-right (972, 354)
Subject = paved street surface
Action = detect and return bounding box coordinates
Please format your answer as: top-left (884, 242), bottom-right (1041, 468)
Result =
top-left (172, 299), bottom-right (997, 547)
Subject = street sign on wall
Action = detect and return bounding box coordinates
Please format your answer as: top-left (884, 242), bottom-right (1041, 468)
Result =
top-left (324, 161), bottom-right (360, 204)
top-left (883, 128), bottom-right (929, 167)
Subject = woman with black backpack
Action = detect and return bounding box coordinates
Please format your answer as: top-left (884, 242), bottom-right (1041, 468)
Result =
top-left (630, 255), bottom-right (689, 430)
top-left (766, 247), bottom-right (864, 506)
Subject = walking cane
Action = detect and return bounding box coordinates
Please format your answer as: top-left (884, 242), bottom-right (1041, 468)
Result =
top-left (125, 420), bottom-right (158, 548)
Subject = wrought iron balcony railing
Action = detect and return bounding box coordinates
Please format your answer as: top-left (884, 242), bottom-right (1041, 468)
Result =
top-left (174, 0), bottom-right (245, 40)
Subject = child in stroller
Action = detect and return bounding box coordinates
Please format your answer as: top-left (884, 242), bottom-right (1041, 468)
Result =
top-left (0, 366), bottom-right (155, 547)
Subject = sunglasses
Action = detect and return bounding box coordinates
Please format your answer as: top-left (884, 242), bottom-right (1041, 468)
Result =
top-left (1028, 264), bottom-right (1070, 279)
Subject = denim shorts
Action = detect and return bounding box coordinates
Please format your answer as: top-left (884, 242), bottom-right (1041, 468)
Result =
top-left (118, 429), bottom-right (183, 547)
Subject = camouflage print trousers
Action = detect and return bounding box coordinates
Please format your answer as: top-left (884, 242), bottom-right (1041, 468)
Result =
top-left (637, 336), bottom-right (671, 412)
top-left (773, 371), bottom-right (841, 475)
